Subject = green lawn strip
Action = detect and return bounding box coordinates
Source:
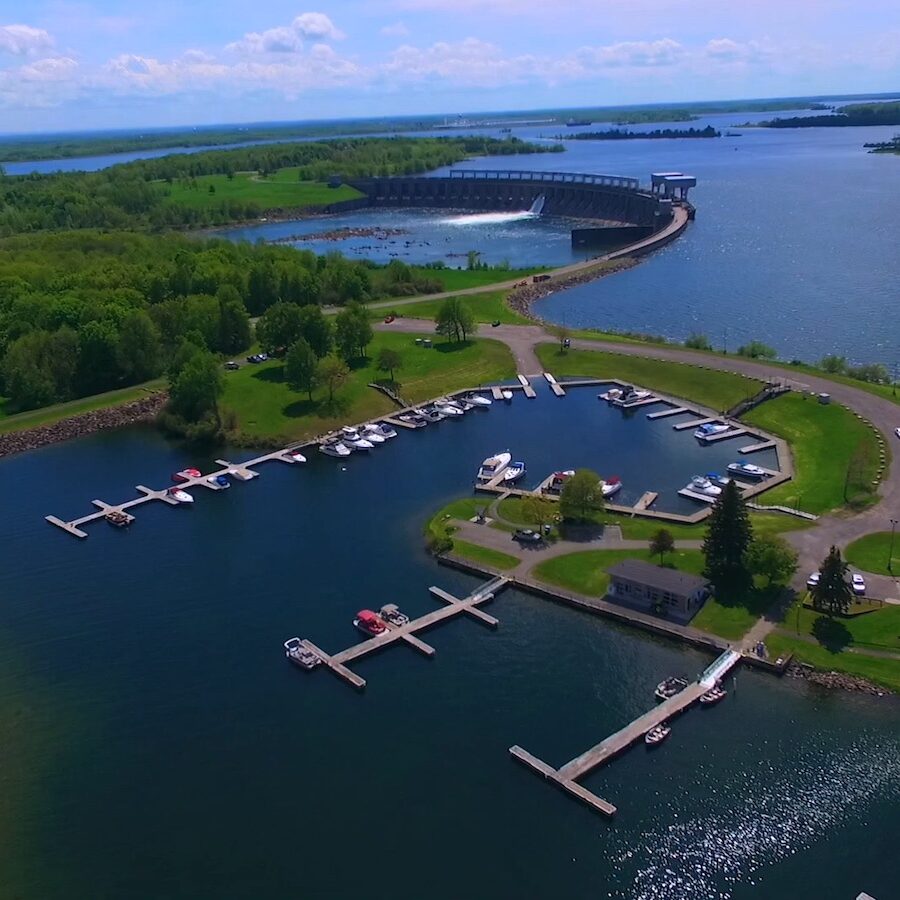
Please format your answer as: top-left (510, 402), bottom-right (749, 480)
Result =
top-left (222, 332), bottom-right (516, 443)
top-left (451, 539), bottom-right (521, 571)
top-left (377, 290), bottom-right (530, 325)
top-left (691, 584), bottom-right (781, 641)
top-left (781, 595), bottom-right (900, 653)
top-left (743, 393), bottom-right (880, 514)
top-left (425, 497), bottom-right (484, 545)
top-left (415, 267), bottom-right (546, 292)
top-left (845, 532), bottom-right (900, 576)
top-left (0, 379), bottom-right (166, 434)
top-left (765, 633), bottom-right (900, 693)
top-left (164, 172), bottom-right (362, 210)
top-left (536, 344), bottom-right (760, 412)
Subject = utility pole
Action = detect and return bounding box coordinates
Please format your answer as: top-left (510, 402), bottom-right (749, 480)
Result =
top-left (889, 518), bottom-right (898, 575)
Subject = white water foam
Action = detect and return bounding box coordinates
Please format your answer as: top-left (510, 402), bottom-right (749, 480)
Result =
top-left (441, 210), bottom-right (539, 227)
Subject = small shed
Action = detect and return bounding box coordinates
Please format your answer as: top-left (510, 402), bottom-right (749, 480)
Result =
top-left (607, 559), bottom-right (709, 619)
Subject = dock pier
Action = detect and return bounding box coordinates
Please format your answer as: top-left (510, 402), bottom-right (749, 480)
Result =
top-left (510, 650), bottom-right (741, 816)
top-left (517, 374), bottom-right (537, 398)
top-left (543, 372), bottom-right (566, 397)
top-left (646, 406), bottom-right (689, 420)
top-left (300, 577), bottom-right (508, 691)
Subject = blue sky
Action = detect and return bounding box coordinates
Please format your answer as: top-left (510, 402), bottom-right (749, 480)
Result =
top-left (1, 1), bottom-right (899, 133)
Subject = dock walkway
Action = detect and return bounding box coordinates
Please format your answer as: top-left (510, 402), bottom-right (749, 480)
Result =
top-left (517, 374), bottom-right (537, 398)
top-left (510, 650), bottom-right (741, 816)
top-left (543, 373), bottom-right (566, 397)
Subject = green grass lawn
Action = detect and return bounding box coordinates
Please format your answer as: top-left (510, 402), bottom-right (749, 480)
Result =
top-left (378, 291), bottom-right (530, 325)
top-left (691, 584), bottom-right (781, 640)
top-left (744, 393), bottom-right (881, 514)
top-left (164, 171), bottom-right (362, 210)
top-left (845, 532), bottom-right (900, 576)
top-left (536, 345), bottom-right (761, 412)
top-left (414, 267), bottom-right (545, 292)
top-left (451, 540), bottom-right (521, 571)
top-left (222, 332), bottom-right (515, 443)
top-left (0, 380), bottom-right (165, 434)
top-left (781, 596), bottom-right (900, 653)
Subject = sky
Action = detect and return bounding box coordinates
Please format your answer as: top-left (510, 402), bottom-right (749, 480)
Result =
top-left (1, 1), bottom-right (899, 134)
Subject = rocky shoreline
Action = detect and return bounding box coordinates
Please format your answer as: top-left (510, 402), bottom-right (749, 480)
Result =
top-left (786, 660), bottom-right (892, 696)
top-left (270, 226), bottom-right (408, 245)
top-left (0, 393), bottom-right (167, 459)
top-left (507, 257), bottom-right (640, 321)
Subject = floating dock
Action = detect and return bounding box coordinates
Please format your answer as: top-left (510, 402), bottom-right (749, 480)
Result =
top-left (699, 427), bottom-right (747, 443)
top-left (491, 386), bottom-right (504, 401)
top-left (633, 491), bottom-right (658, 511)
top-left (510, 650), bottom-right (741, 816)
top-left (647, 406), bottom-right (689, 420)
top-left (298, 577), bottom-right (508, 691)
top-left (738, 439), bottom-right (776, 454)
top-left (517, 374), bottom-right (537, 399)
top-left (674, 416), bottom-right (718, 431)
top-left (384, 416), bottom-right (418, 430)
top-left (543, 373), bottom-right (566, 397)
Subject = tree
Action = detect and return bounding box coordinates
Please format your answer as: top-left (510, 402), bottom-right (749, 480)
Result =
top-left (285, 337), bottom-right (318, 400)
top-left (168, 348), bottom-right (223, 424)
top-left (116, 310), bottom-right (162, 383)
top-left (216, 286), bottom-right (251, 354)
top-left (685, 333), bottom-right (712, 351)
top-left (316, 355), bottom-right (349, 405)
top-left (649, 528), bottom-right (675, 565)
top-left (737, 340), bottom-right (777, 359)
top-left (559, 469), bottom-right (604, 522)
top-left (255, 301), bottom-right (303, 352)
top-left (2, 331), bottom-right (57, 410)
top-left (745, 534), bottom-right (798, 586)
top-left (376, 347), bottom-right (402, 382)
top-left (435, 296), bottom-right (475, 343)
top-left (334, 302), bottom-right (373, 361)
top-left (810, 546), bottom-right (853, 617)
top-left (549, 324), bottom-right (571, 351)
top-left (521, 494), bottom-right (556, 533)
top-left (820, 354), bottom-right (847, 374)
top-left (702, 480), bottom-right (753, 594)
top-left (298, 304), bottom-right (333, 358)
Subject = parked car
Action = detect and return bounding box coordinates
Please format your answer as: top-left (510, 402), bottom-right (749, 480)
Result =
top-left (806, 571), bottom-right (820, 589)
top-left (384, 314), bottom-right (396, 324)
top-left (246, 354), bottom-right (261, 364)
top-left (224, 361), bottom-right (239, 371)
top-left (513, 529), bottom-right (543, 544)
top-left (491, 320), bottom-right (501, 327)
top-left (851, 573), bottom-right (866, 596)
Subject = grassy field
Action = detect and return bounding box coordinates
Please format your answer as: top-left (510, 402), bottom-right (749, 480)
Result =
top-left (535, 345), bottom-right (760, 412)
top-left (845, 532), bottom-right (900, 576)
top-left (744, 394), bottom-right (881, 514)
top-left (222, 332), bottom-right (515, 443)
top-left (415, 268), bottom-right (544, 292)
top-left (451, 540), bottom-right (521, 571)
top-left (164, 171), bottom-right (362, 210)
top-left (0, 380), bottom-right (165, 434)
top-left (784, 598), bottom-right (900, 653)
top-left (378, 291), bottom-right (530, 325)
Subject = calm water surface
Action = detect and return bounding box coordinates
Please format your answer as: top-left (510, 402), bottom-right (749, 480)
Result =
top-left (0, 387), bottom-right (896, 898)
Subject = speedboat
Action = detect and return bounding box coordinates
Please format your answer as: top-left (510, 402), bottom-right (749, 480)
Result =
top-left (547, 470), bottom-right (575, 493)
top-left (465, 392), bottom-right (492, 407)
top-left (319, 440), bottom-right (351, 458)
top-left (283, 638), bottom-right (321, 670)
top-left (167, 487), bottom-right (194, 504)
top-left (727, 462), bottom-right (767, 479)
top-left (706, 472), bottom-right (732, 487)
top-left (419, 407), bottom-right (444, 423)
top-left (229, 468), bottom-right (255, 482)
top-left (694, 422), bottom-right (730, 440)
top-left (601, 387), bottom-right (623, 402)
top-left (398, 412), bottom-right (426, 428)
top-left (602, 476), bottom-right (622, 498)
top-left (501, 390), bottom-right (513, 402)
top-left (341, 431), bottom-right (375, 451)
top-left (284, 448), bottom-right (307, 463)
top-left (360, 424), bottom-right (386, 443)
top-left (353, 609), bottom-right (388, 637)
top-left (379, 604), bottom-right (410, 627)
top-left (504, 461), bottom-right (526, 483)
top-left (655, 676), bottom-right (688, 701)
top-left (621, 389), bottom-right (652, 404)
top-left (477, 450), bottom-right (511, 482)
top-left (700, 685), bottom-right (727, 705)
top-left (207, 474), bottom-right (231, 489)
top-left (172, 467), bottom-right (202, 483)
top-left (435, 401), bottom-right (464, 417)
top-left (373, 422), bottom-right (398, 439)
top-left (105, 510), bottom-right (132, 528)
top-left (688, 476), bottom-right (722, 497)
top-left (645, 724), bottom-right (671, 746)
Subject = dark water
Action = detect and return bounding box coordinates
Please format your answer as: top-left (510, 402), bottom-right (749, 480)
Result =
top-left (1, 386), bottom-right (897, 899)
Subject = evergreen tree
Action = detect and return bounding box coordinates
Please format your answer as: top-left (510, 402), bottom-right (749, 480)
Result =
top-left (702, 480), bottom-right (753, 594)
top-left (810, 546), bottom-right (853, 616)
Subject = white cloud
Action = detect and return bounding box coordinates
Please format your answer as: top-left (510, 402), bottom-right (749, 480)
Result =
top-left (704, 38), bottom-right (772, 63)
top-left (0, 24), bottom-right (54, 56)
top-left (18, 56), bottom-right (78, 82)
top-left (577, 38), bottom-right (686, 69)
top-left (382, 38), bottom-right (537, 86)
top-left (226, 12), bottom-right (344, 55)
top-left (381, 22), bottom-right (410, 38)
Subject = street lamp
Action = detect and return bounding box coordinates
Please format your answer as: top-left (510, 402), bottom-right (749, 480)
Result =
top-left (889, 519), bottom-right (898, 575)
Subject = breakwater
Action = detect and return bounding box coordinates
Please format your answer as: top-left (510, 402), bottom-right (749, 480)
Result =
top-left (0, 393), bottom-right (166, 459)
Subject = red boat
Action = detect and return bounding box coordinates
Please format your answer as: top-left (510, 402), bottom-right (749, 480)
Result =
top-left (172, 468), bottom-right (202, 483)
top-left (353, 609), bottom-right (388, 637)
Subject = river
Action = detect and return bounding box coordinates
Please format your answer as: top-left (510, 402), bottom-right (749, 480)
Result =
top-left (0, 387), bottom-right (896, 898)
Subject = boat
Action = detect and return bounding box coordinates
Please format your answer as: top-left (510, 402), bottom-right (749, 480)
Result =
top-left (361, 424), bottom-right (388, 443)
top-left (449, 397), bottom-right (475, 412)
top-left (353, 609), bottom-right (388, 636)
top-left (319, 440), bottom-right (351, 458)
top-left (655, 676), bottom-right (688, 701)
top-left (341, 431), bottom-right (375, 451)
top-left (566, 118), bottom-right (592, 126)
top-left (379, 603), bottom-right (410, 627)
top-left (419, 407), bottom-right (444, 423)
top-left (435, 402), bottom-right (464, 417)
top-left (206, 474), bottom-right (230, 489)
top-left (621, 389), bottom-right (653, 404)
top-left (706, 472), bottom-right (732, 487)
top-left (283, 637), bottom-right (321, 670)
top-left (700, 685), bottom-right (727, 705)
top-left (546, 470), bottom-right (575, 493)
top-left (727, 461), bottom-right (768, 479)
top-left (601, 476), bottom-right (622, 498)
top-left (284, 448), bottom-right (307, 463)
top-left (167, 487), bottom-right (194, 504)
top-left (229, 468), bottom-right (254, 482)
top-left (373, 422), bottom-right (398, 439)
top-left (398, 412), bottom-right (427, 428)
top-left (503, 461), bottom-right (526, 483)
top-left (501, 390), bottom-right (513, 402)
top-left (688, 475), bottom-right (722, 497)
top-left (172, 467), bottom-right (202, 483)
top-left (694, 422), bottom-right (730, 440)
top-left (477, 451), bottom-right (511, 482)
top-left (465, 392), bottom-right (492, 407)
top-left (645, 724), bottom-right (671, 746)
top-left (601, 387), bottom-right (623, 402)
top-left (105, 509), bottom-right (132, 528)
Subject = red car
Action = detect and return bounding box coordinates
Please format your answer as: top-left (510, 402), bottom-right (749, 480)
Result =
top-left (383, 314), bottom-right (396, 324)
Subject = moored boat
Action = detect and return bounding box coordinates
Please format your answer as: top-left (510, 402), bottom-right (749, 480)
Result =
top-left (284, 448), bottom-right (307, 463)
top-left (602, 476), bottom-right (622, 498)
top-left (465, 392), bottom-right (492, 407)
top-left (435, 401), bottom-right (464, 417)
top-left (503, 460), bottom-right (526, 483)
top-left (477, 450), bottom-right (511, 482)
top-left (398, 412), bottom-right (427, 428)
top-left (172, 467), bottom-right (202, 483)
top-left (687, 475), bottom-right (722, 497)
top-left (167, 487), bottom-right (194, 504)
top-left (655, 676), bottom-right (688, 701)
top-left (645, 724), bottom-right (671, 746)
top-left (341, 430), bottom-right (375, 451)
top-left (207, 474), bottom-right (231, 488)
top-left (706, 472), bottom-right (731, 487)
top-left (229, 468), bottom-right (255, 482)
top-left (727, 461), bottom-right (768, 479)
top-left (283, 637), bottom-right (321, 670)
top-left (353, 609), bottom-right (388, 636)
top-left (621, 388), bottom-right (652, 404)
top-left (501, 390), bottom-right (513, 401)
top-left (694, 422), bottom-right (730, 440)
top-left (373, 422), bottom-right (398, 439)
top-left (360, 424), bottom-right (386, 443)
top-left (700, 685), bottom-right (727, 705)
top-left (546, 469), bottom-right (575, 493)
top-left (379, 603), bottom-right (410, 627)
top-left (105, 509), bottom-right (133, 528)
top-left (319, 440), bottom-right (351, 458)
top-left (418, 406), bottom-right (444, 423)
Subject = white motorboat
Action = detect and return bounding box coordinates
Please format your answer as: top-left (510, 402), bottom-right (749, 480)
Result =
top-left (450, 397), bottom-right (475, 412)
top-left (435, 402), bottom-right (464, 417)
top-left (284, 448), bottom-right (307, 463)
top-left (343, 433), bottom-right (375, 450)
top-left (621, 389), bottom-right (652, 404)
top-left (503, 461), bottom-right (526, 483)
top-left (477, 450), bottom-right (511, 482)
top-left (372, 422), bottom-right (398, 439)
top-left (207, 474), bottom-right (231, 489)
top-left (601, 387), bottom-right (624, 402)
top-left (546, 470), bottom-right (575, 493)
top-left (319, 440), bottom-right (351, 458)
top-left (229, 468), bottom-right (255, 482)
top-left (284, 638), bottom-right (321, 670)
top-left (419, 406), bottom-right (444, 423)
top-left (379, 603), bottom-right (410, 627)
top-left (360, 424), bottom-right (386, 443)
top-left (694, 422), bottom-right (730, 440)
top-left (700, 685), bottom-right (727, 705)
top-left (341, 426), bottom-right (362, 440)
top-left (501, 390), bottom-right (513, 401)
top-left (706, 472), bottom-right (732, 487)
top-left (688, 475), bottom-right (722, 497)
top-left (465, 392), bottom-right (492, 407)
top-left (602, 476), bottom-right (622, 498)
top-left (397, 412), bottom-right (426, 428)
top-left (727, 461), bottom-right (767, 479)
top-left (167, 487), bottom-right (194, 504)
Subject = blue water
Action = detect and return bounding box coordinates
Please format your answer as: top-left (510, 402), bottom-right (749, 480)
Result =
top-left (0, 385), bottom-right (896, 899)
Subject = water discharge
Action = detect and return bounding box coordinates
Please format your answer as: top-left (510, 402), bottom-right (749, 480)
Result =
top-left (441, 192), bottom-right (546, 227)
